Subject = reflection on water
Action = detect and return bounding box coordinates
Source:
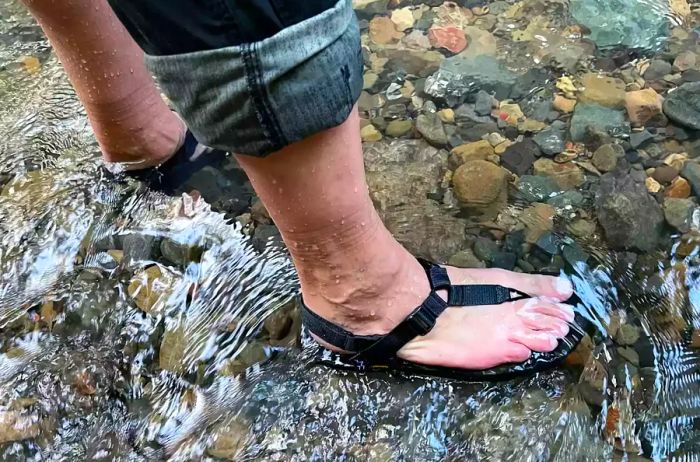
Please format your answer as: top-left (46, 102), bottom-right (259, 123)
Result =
top-left (0, 0), bottom-right (699, 460)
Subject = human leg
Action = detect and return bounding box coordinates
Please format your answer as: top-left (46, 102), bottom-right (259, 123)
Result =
top-left (21, 0), bottom-right (186, 168)
top-left (107, 0), bottom-right (579, 371)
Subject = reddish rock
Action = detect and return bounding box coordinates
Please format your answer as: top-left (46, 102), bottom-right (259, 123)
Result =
top-left (428, 26), bottom-right (468, 53)
top-left (666, 177), bottom-right (691, 198)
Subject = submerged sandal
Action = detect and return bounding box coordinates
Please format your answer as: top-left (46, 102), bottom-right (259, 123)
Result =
top-left (301, 259), bottom-right (593, 381)
top-left (125, 130), bottom-right (229, 195)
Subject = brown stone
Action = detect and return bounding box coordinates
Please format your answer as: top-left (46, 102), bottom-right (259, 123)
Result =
top-left (533, 158), bottom-right (585, 190)
top-left (579, 73), bottom-right (626, 108)
top-left (553, 95), bottom-right (577, 113)
top-left (369, 16), bottom-right (403, 45)
top-left (665, 177), bottom-right (691, 198)
top-left (450, 140), bottom-right (494, 165)
top-left (652, 165), bottom-right (679, 185)
top-left (428, 26), bottom-right (468, 53)
top-left (520, 203), bottom-right (555, 244)
top-left (452, 160), bottom-right (508, 214)
top-left (624, 89), bottom-right (664, 126)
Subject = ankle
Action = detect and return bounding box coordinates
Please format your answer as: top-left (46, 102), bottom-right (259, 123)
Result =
top-left (86, 91), bottom-right (187, 169)
top-left (292, 216), bottom-right (429, 335)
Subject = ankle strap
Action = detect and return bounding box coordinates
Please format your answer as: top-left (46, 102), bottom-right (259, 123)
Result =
top-left (301, 260), bottom-right (519, 362)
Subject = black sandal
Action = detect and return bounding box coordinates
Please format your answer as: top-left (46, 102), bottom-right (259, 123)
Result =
top-left (301, 259), bottom-right (592, 381)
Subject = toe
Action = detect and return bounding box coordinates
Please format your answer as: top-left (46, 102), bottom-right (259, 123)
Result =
top-left (516, 298), bottom-right (575, 323)
top-left (446, 267), bottom-right (574, 301)
top-left (509, 329), bottom-right (559, 353)
top-left (517, 309), bottom-right (570, 337)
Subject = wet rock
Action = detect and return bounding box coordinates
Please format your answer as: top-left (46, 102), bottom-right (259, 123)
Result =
top-left (663, 198), bottom-right (697, 233)
top-left (615, 324), bottom-right (641, 346)
top-left (437, 108), bottom-right (455, 124)
top-left (122, 233), bottom-right (159, 264)
top-left (596, 173), bottom-right (665, 251)
top-left (532, 126), bottom-right (566, 157)
top-left (652, 165), bottom-right (679, 185)
top-left (674, 51), bottom-right (697, 72)
top-left (424, 55), bottom-right (518, 104)
top-left (416, 112), bottom-right (448, 147)
top-left (553, 95), bottom-right (577, 113)
top-left (369, 16), bottom-right (403, 45)
top-left (448, 248), bottom-right (486, 268)
top-left (579, 73), bottom-right (626, 108)
top-left (491, 251), bottom-right (517, 270)
top-left (252, 224), bottom-right (283, 252)
top-left (533, 158), bottom-right (585, 190)
top-left (549, 191), bottom-right (585, 210)
top-left (0, 410), bottom-right (40, 444)
top-left (680, 161), bottom-right (700, 195)
top-left (663, 82), bottom-right (700, 130)
top-left (629, 130), bottom-right (655, 149)
top-left (474, 90), bottom-right (495, 116)
top-left (383, 201), bottom-right (467, 262)
top-left (378, 48), bottom-right (444, 77)
top-left (127, 266), bottom-right (175, 314)
top-left (428, 26), bottom-right (467, 53)
top-left (385, 119), bottom-right (413, 138)
top-left (666, 177), bottom-right (691, 198)
top-left (592, 144), bottom-right (624, 172)
top-left (618, 346), bottom-right (640, 366)
top-left (390, 7), bottom-right (415, 31)
top-left (516, 175), bottom-right (561, 202)
top-left (365, 140), bottom-right (447, 211)
top-left (501, 140), bottom-right (540, 175)
top-left (569, 0), bottom-right (668, 50)
top-left (645, 176), bottom-right (662, 193)
top-left (473, 237), bottom-right (499, 263)
top-left (361, 124), bottom-right (383, 142)
top-left (250, 199), bottom-right (271, 225)
top-left (221, 340), bottom-right (269, 375)
top-left (160, 239), bottom-right (203, 266)
top-left (644, 59), bottom-right (673, 81)
top-left (453, 160), bottom-right (508, 216)
top-left (450, 140), bottom-right (494, 165)
top-left (263, 300), bottom-right (297, 341)
top-left (625, 89), bottom-right (664, 127)
top-left (207, 419), bottom-right (249, 460)
top-left (570, 104), bottom-right (630, 142)
top-left (567, 219), bottom-right (596, 239)
top-left (519, 203), bottom-right (555, 244)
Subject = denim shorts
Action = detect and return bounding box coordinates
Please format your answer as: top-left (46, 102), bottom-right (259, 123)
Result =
top-left (108, 0), bottom-right (363, 157)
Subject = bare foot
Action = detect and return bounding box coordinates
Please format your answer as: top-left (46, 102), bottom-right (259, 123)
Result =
top-left (295, 216), bottom-right (575, 371)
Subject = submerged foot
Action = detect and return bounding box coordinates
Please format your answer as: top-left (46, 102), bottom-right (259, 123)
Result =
top-left (296, 217), bottom-right (575, 371)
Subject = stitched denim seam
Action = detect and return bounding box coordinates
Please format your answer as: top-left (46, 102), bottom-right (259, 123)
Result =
top-left (242, 42), bottom-right (286, 149)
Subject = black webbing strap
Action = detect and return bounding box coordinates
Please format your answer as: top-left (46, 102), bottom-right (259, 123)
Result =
top-left (301, 260), bottom-right (519, 362)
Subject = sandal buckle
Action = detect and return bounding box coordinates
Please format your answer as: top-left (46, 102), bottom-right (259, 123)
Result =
top-left (406, 305), bottom-right (438, 336)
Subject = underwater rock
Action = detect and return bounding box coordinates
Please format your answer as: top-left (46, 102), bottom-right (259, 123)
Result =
top-left (452, 160), bottom-right (508, 214)
top-left (592, 143), bottom-right (625, 173)
top-left (596, 173), bottom-right (665, 251)
top-left (0, 410), bottom-right (40, 444)
top-left (663, 82), bottom-right (700, 130)
top-left (416, 112), bottom-right (448, 146)
top-left (424, 55), bottom-right (518, 104)
top-left (533, 158), bottom-right (585, 190)
top-left (663, 198), bottom-right (697, 233)
top-left (127, 266), bottom-right (175, 314)
top-left (516, 175), bottom-right (562, 203)
top-left (533, 126), bottom-right (566, 157)
top-left (569, 0), bottom-right (668, 50)
top-left (501, 139), bottom-right (540, 175)
top-left (625, 89), bottom-right (664, 127)
top-left (579, 73), bottom-right (626, 109)
top-left (569, 103), bottom-right (631, 142)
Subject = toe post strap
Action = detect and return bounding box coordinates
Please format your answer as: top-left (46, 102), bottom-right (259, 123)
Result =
top-left (301, 260), bottom-right (520, 363)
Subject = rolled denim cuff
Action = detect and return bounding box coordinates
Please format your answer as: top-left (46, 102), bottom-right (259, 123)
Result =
top-left (144, 0), bottom-right (363, 157)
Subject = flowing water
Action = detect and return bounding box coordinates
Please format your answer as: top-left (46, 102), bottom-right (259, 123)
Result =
top-left (0, 0), bottom-right (700, 460)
